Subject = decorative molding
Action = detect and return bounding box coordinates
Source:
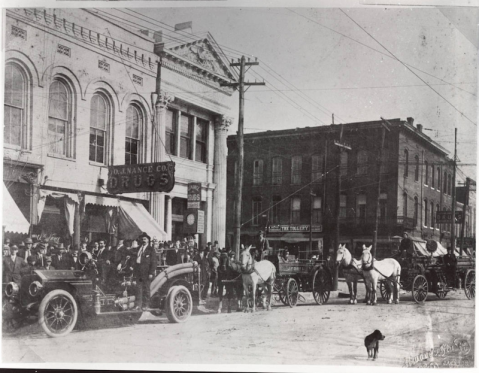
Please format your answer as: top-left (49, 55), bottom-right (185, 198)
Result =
top-left (156, 90), bottom-right (174, 109)
top-left (215, 115), bottom-right (233, 131)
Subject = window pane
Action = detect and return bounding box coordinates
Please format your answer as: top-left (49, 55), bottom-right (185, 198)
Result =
top-left (4, 106), bottom-right (22, 146)
top-left (125, 139), bottom-right (131, 153)
top-left (96, 131), bottom-right (104, 147)
top-left (5, 64), bottom-right (25, 108)
top-left (313, 197), bottom-right (322, 209)
top-left (48, 118), bottom-right (66, 155)
top-left (165, 110), bottom-right (175, 132)
top-left (91, 94), bottom-right (107, 130)
top-left (49, 81), bottom-right (69, 121)
top-left (180, 137), bottom-right (189, 158)
top-left (180, 115), bottom-right (191, 136)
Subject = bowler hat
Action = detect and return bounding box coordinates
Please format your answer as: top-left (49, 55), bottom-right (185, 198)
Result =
top-left (139, 232), bottom-right (151, 242)
top-left (25, 237), bottom-right (33, 244)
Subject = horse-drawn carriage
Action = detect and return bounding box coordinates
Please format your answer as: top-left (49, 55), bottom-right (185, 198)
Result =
top-left (270, 256), bottom-right (333, 307)
top-left (379, 242), bottom-right (475, 304)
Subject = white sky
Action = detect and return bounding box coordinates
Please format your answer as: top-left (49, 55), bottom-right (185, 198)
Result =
top-left (112, 6), bottom-right (477, 182)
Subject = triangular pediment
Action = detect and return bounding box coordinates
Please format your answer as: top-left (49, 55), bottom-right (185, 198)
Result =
top-left (166, 33), bottom-right (237, 81)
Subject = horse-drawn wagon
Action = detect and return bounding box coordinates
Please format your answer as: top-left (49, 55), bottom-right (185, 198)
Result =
top-left (379, 242), bottom-right (475, 304)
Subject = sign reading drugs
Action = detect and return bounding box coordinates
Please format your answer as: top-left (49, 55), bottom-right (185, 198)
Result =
top-left (107, 162), bottom-right (175, 194)
top-left (187, 182), bottom-right (202, 209)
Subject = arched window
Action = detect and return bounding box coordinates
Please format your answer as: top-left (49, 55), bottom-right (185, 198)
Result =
top-left (430, 202), bottom-right (435, 228)
top-left (415, 155), bottom-right (419, 181)
top-left (431, 164), bottom-right (435, 188)
top-left (403, 192), bottom-right (408, 218)
top-left (49, 79), bottom-right (73, 157)
top-left (357, 150), bottom-right (368, 175)
top-left (311, 154), bottom-right (323, 182)
top-left (252, 197), bottom-right (262, 226)
top-left (404, 149), bottom-right (409, 177)
top-left (312, 196), bottom-right (322, 224)
top-left (253, 159), bottom-right (264, 186)
top-left (444, 171), bottom-right (448, 194)
top-left (5, 63), bottom-right (27, 148)
top-left (291, 197), bottom-right (301, 224)
top-left (89, 93), bottom-right (110, 164)
top-left (424, 161), bottom-right (429, 185)
top-left (424, 198), bottom-right (428, 227)
top-left (272, 157), bottom-right (282, 185)
top-left (436, 204), bottom-right (439, 230)
top-left (291, 155), bottom-right (302, 184)
top-left (437, 167), bottom-right (441, 191)
top-left (125, 104), bottom-right (143, 165)
top-left (414, 196), bottom-right (419, 226)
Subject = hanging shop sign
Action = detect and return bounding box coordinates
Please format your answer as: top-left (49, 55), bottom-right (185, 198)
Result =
top-left (183, 209), bottom-right (205, 234)
top-left (436, 211), bottom-right (464, 224)
top-left (267, 224), bottom-right (323, 233)
top-left (107, 161), bottom-right (175, 194)
top-left (187, 182), bottom-right (202, 209)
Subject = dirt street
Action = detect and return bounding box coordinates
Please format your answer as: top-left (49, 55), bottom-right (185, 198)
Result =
top-left (2, 280), bottom-right (475, 368)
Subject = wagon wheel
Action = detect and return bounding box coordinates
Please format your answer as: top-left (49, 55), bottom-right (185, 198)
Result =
top-left (380, 281), bottom-right (392, 302)
top-left (412, 275), bottom-right (428, 304)
top-left (464, 270), bottom-right (475, 300)
top-left (285, 278), bottom-right (299, 307)
top-left (312, 268), bottom-right (331, 305)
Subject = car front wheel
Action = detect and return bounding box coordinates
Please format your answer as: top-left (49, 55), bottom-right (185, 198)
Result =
top-left (38, 289), bottom-right (78, 338)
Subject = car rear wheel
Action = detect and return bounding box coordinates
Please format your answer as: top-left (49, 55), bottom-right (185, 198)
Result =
top-left (166, 285), bottom-right (192, 323)
top-left (39, 289), bottom-right (78, 338)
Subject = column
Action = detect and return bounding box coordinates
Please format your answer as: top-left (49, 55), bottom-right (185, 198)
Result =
top-left (211, 115), bottom-right (232, 248)
top-left (150, 91), bottom-right (174, 230)
top-left (166, 195), bottom-right (173, 242)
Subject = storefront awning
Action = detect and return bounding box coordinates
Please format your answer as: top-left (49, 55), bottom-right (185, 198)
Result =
top-left (118, 200), bottom-right (167, 241)
top-left (84, 194), bottom-right (120, 208)
top-left (413, 240), bottom-right (447, 257)
top-left (3, 184), bottom-right (30, 234)
top-left (267, 233), bottom-right (322, 243)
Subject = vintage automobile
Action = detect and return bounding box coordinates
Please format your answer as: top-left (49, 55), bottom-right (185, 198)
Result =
top-left (3, 252), bottom-right (202, 337)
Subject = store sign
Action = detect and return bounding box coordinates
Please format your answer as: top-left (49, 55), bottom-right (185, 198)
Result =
top-left (462, 237), bottom-right (475, 247)
top-left (436, 211), bottom-right (463, 224)
top-left (107, 162), bottom-right (175, 194)
top-left (187, 183), bottom-right (202, 209)
top-left (183, 209), bottom-right (204, 234)
top-left (267, 224), bottom-right (323, 233)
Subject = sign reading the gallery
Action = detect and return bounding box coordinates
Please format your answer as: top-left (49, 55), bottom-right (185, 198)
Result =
top-left (107, 161), bottom-right (175, 194)
top-left (187, 182), bottom-right (202, 209)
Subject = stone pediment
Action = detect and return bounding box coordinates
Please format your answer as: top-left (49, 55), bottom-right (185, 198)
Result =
top-left (167, 34), bottom-right (236, 81)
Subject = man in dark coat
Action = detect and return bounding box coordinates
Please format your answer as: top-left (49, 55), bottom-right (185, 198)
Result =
top-left (34, 244), bottom-right (48, 268)
top-left (18, 237), bottom-right (34, 261)
top-left (52, 243), bottom-right (69, 270)
top-left (66, 245), bottom-right (82, 270)
top-left (444, 247), bottom-right (457, 286)
top-left (399, 232), bottom-right (414, 256)
top-left (166, 239), bottom-right (183, 266)
top-left (193, 247), bottom-right (211, 300)
top-left (97, 240), bottom-right (114, 287)
top-left (3, 245), bottom-right (28, 284)
top-left (134, 232), bottom-right (157, 310)
top-left (255, 230), bottom-right (270, 261)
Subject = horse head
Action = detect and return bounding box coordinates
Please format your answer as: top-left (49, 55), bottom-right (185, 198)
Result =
top-left (219, 252), bottom-right (229, 272)
top-left (239, 245), bottom-right (254, 273)
top-left (361, 245), bottom-right (373, 268)
top-left (336, 244), bottom-right (348, 267)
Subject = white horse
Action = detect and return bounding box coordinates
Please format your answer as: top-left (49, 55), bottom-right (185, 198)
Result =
top-left (239, 245), bottom-right (276, 312)
top-left (361, 245), bottom-right (401, 305)
top-left (335, 244), bottom-right (368, 304)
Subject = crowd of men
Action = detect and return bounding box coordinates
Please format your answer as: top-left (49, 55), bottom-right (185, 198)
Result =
top-left (2, 234), bottom-right (224, 310)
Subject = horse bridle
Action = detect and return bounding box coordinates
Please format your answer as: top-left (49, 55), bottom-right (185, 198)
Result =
top-left (362, 251), bottom-right (374, 271)
top-left (240, 250), bottom-right (255, 274)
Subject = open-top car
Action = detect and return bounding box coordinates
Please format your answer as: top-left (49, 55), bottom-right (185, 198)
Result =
top-left (3, 252), bottom-right (202, 337)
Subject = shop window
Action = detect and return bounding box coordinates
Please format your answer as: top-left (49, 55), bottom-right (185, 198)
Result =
top-left (291, 155), bottom-right (302, 185)
top-left (311, 154), bottom-right (323, 183)
top-left (357, 150), bottom-right (368, 175)
top-left (89, 93), bottom-right (110, 164)
top-left (356, 193), bottom-right (366, 222)
top-left (312, 196), bottom-right (322, 224)
top-left (4, 63), bottom-right (27, 148)
top-left (340, 151), bottom-right (348, 177)
top-left (404, 149), bottom-right (409, 177)
top-left (252, 198), bottom-right (262, 226)
top-left (340, 194), bottom-right (347, 218)
top-left (125, 104), bottom-right (143, 165)
top-left (49, 79), bottom-right (73, 157)
top-left (253, 159), bottom-right (264, 186)
top-left (291, 197), bottom-right (301, 224)
top-left (180, 114), bottom-right (192, 159)
top-left (195, 118), bottom-right (207, 163)
top-left (415, 155), bottom-right (419, 181)
top-left (272, 157), bottom-right (282, 185)
top-left (165, 109), bottom-right (176, 155)
top-left (270, 195), bottom-right (281, 224)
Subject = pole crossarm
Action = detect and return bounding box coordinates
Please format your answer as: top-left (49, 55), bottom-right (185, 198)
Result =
top-left (230, 61), bottom-right (259, 67)
top-left (333, 141), bottom-right (352, 151)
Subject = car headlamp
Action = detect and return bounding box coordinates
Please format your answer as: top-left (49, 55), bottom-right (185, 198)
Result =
top-left (5, 282), bottom-right (19, 297)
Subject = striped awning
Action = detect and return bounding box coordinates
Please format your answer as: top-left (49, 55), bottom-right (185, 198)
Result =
top-left (3, 184), bottom-right (30, 234)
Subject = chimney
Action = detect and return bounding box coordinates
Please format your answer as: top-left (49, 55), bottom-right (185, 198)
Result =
top-left (406, 117), bottom-right (414, 126)
top-left (175, 21), bottom-right (193, 34)
top-left (416, 124), bottom-right (423, 133)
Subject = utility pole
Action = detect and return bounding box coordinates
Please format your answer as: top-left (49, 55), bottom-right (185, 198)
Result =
top-left (309, 189), bottom-right (316, 256)
top-left (459, 177), bottom-right (470, 256)
top-left (372, 118), bottom-right (391, 257)
top-left (451, 128), bottom-right (457, 252)
top-left (333, 124), bottom-right (351, 290)
top-left (221, 56), bottom-right (265, 260)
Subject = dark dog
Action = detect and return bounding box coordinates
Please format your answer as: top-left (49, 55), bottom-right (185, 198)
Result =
top-left (364, 330), bottom-right (385, 360)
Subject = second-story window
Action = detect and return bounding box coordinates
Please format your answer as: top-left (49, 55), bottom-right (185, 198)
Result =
top-left (291, 197), bottom-right (301, 224)
top-left (431, 202), bottom-right (435, 228)
top-left (357, 150), bottom-right (368, 175)
top-left (5, 63), bottom-right (26, 148)
top-left (312, 196), bottom-right (322, 224)
top-left (414, 196), bottom-right (419, 226)
top-left (311, 154), bottom-right (323, 182)
top-left (424, 198), bottom-right (428, 226)
top-left (272, 157), bottom-right (282, 185)
top-left (379, 193), bottom-right (387, 222)
top-left (180, 114), bottom-right (192, 159)
top-left (291, 155), bottom-right (302, 184)
top-left (356, 193), bottom-right (366, 222)
top-left (252, 197), bottom-right (262, 226)
top-left (49, 80), bottom-right (73, 157)
top-left (195, 118), bottom-right (207, 163)
top-left (424, 161), bottom-right (429, 185)
top-left (415, 155), bottom-right (419, 181)
top-left (431, 164), bottom-right (435, 188)
top-left (448, 174), bottom-right (452, 195)
top-left (89, 93), bottom-right (110, 164)
top-left (253, 159), bottom-right (264, 186)
top-left (437, 167), bottom-right (441, 191)
top-left (340, 194), bottom-right (347, 218)
top-left (404, 149), bottom-right (409, 177)
top-left (125, 104), bottom-right (142, 165)
top-left (165, 109), bottom-right (176, 155)
top-left (270, 195), bottom-right (281, 224)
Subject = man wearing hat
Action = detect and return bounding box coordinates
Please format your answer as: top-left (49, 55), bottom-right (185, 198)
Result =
top-left (3, 245), bottom-right (28, 284)
top-left (134, 232), bottom-right (157, 310)
top-left (193, 246), bottom-right (211, 300)
top-left (19, 237), bottom-right (34, 261)
top-left (67, 245), bottom-right (82, 270)
top-left (42, 256), bottom-right (55, 270)
top-left (255, 230), bottom-right (270, 261)
top-left (3, 245), bottom-right (11, 257)
top-left (34, 243), bottom-right (48, 268)
top-left (210, 251), bottom-right (220, 297)
top-left (52, 243), bottom-right (69, 270)
top-left (22, 255), bottom-right (37, 275)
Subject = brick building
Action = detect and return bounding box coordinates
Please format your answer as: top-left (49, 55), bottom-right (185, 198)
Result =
top-left (4, 8), bottom-right (235, 248)
top-left (226, 118), bottom-right (458, 259)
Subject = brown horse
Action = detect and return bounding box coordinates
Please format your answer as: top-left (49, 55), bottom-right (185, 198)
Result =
top-left (217, 251), bottom-right (243, 313)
